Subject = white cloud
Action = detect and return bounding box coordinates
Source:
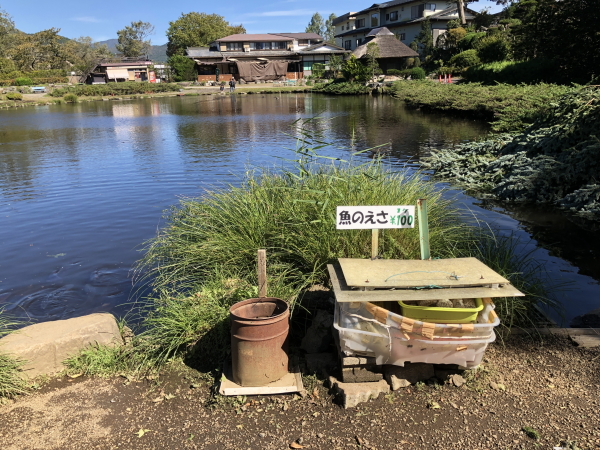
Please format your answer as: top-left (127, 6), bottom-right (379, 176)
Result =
top-left (71, 16), bottom-right (101, 23)
top-left (247, 9), bottom-right (313, 17)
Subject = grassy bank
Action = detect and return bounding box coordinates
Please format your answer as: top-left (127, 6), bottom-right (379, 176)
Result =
top-left (389, 81), bottom-right (572, 132)
top-left (50, 82), bottom-right (181, 97)
top-left (423, 85), bottom-right (600, 221)
top-left (0, 311), bottom-right (28, 400)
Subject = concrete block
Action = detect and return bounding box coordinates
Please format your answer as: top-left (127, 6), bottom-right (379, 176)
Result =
top-left (329, 376), bottom-right (389, 408)
top-left (384, 363), bottom-right (435, 390)
top-left (341, 366), bottom-right (383, 383)
top-left (0, 313), bottom-right (123, 379)
top-left (340, 355), bottom-right (377, 366)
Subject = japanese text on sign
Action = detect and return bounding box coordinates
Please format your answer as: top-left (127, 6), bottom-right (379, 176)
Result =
top-left (336, 205), bottom-right (415, 229)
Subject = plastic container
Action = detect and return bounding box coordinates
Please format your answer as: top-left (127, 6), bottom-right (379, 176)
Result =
top-left (399, 298), bottom-right (484, 324)
top-left (339, 301), bottom-right (498, 340)
top-left (334, 302), bottom-right (495, 368)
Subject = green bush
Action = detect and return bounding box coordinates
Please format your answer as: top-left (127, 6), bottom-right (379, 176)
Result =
top-left (312, 81), bottom-right (370, 94)
top-left (168, 55), bottom-right (197, 82)
top-left (388, 80), bottom-right (571, 132)
top-left (0, 58), bottom-right (15, 74)
top-left (5, 92), bottom-right (22, 101)
top-left (464, 59), bottom-right (561, 84)
top-left (14, 77), bottom-right (33, 86)
top-left (386, 69), bottom-right (401, 76)
top-left (475, 35), bottom-right (511, 63)
top-left (450, 49), bottom-right (481, 69)
top-left (458, 32), bottom-right (486, 51)
top-left (50, 82), bottom-right (180, 97)
top-left (410, 67), bottom-right (426, 79)
top-left (63, 93), bottom-right (78, 103)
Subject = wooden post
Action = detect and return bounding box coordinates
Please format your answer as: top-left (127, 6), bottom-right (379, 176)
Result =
top-left (257, 249), bottom-right (267, 298)
top-left (417, 199), bottom-right (430, 260)
top-left (371, 229), bottom-right (379, 259)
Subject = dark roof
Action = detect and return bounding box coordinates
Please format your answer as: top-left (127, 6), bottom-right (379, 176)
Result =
top-left (352, 27), bottom-right (418, 58)
top-left (217, 34), bottom-right (291, 42)
top-left (271, 33), bottom-right (323, 40)
top-left (332, 12), bottom-right (358, 26)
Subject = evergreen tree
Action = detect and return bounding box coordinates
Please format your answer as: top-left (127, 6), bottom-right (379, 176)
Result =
top-left (306, 12), bottom-right (325, 36)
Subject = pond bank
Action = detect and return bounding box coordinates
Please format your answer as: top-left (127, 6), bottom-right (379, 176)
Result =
top-left (1, 333), bottom-right (597, 449)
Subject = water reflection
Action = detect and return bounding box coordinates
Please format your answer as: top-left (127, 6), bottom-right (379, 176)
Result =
top-left (0, 94), bottom-right (596, 325)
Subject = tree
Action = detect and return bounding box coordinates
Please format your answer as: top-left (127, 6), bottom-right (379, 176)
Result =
top-left (62, 36), bottom-right (113, 78)
top-left (328, 53), bottom-right (343, 78)
top-left (415, 18), bottom-right (434, 64)
top-left (324, 13), bottom-right (337, 43)
top-left (365, 42), bottom-right (381, 80)
top-left (166, 12), bottom-right (245, 57)
top-left (9, 28), bottom-right (65, 71)
top-left (305, 12), bottom-right (325, 36)
top-left (342, 55), bottom-right (368, 83)
top-left (168, 54), bottom-right (196, 81)
top-left (116, 21), bottom-right (154, 58)
top-left (0, 6), bottom-right (16, 58)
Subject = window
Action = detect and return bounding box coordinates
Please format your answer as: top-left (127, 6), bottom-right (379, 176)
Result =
top-left (371, 13), bottom-right (379, 27)
top-left (397, 33), bottom-right (406, 41)
top-left (274, 41), bottom-right (287, 49)
top-left (298, 39), bottom-right (309, 46)
top-left (341, 26), bottom-right (344, 31)
top-left (426, 3), bottom-right (436, 10)
top-left (411, 4), bottom-right (425, 18)
top-left (226, 42), bottom-right (243, 51)
top-left (344, 40), bottom-right (352, 50)
top-left (387, 11), bottom-right (398, 21)
top-left (356, 18), bottom-right (365, 28)
top-left (356, 38), bottom-right (363, 47)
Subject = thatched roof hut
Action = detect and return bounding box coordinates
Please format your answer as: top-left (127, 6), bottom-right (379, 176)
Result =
top-left (352, 27), bottom-right (419, 72)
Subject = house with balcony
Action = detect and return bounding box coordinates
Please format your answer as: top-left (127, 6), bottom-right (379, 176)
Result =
top-left (187, 33), bottom-right (348, 83)
top-left (333, 0), bottom-right (477, 52)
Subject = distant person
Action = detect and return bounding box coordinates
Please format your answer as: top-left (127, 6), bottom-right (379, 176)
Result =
top-left (229, 78), bottom-right (236, 92)
top-left (220, 82), bottom-right (224, 92)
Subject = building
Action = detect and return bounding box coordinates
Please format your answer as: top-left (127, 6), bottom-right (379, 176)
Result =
top-left (86, 58), bottom-right (155, 84)
top-left (333, 0), bottom-right (477, 51)
top-left (187, 33), bottom-right (348, 83)
top-left (352, 27), bottom-right (419, 72)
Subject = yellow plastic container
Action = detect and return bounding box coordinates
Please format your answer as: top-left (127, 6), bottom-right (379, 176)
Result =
top-left (398, 298), bottom-right (484, 324)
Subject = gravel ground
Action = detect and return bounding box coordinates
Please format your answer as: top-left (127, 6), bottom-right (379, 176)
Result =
top-left (0, 334), bottom-right (598, 450)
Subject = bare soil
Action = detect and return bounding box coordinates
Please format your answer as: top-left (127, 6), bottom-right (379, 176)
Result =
top-left (1, 334), bottom-right (598, 450)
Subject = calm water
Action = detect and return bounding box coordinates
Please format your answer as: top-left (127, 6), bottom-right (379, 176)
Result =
top-left (0, 94), bottom-right (598, 326)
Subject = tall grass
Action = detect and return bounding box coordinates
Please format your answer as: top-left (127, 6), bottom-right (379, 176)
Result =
top-left (0, 311), bottom-right (29, 399)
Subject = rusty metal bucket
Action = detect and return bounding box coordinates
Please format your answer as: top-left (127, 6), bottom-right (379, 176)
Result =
top-left (230, 297), bottom-right (289, 386)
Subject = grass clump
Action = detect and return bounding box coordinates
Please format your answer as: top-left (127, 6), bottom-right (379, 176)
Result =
top-left (312, 81), bottom-right (371, 95)
top-left (521, 426), bottom-right (540, 440)
top-left (0, 311), bottom-right (29, 399)
top-left (389, 80), bottom-right (572, 132)
top-left (5, 92), bottom-right (22, 101)
top-left (63, 93), bottom-right (78, 103)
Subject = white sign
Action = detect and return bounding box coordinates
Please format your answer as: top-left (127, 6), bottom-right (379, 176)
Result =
top-left (336, 205), bottom-right (415, 229)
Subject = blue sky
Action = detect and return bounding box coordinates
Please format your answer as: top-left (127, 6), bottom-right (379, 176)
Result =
top-left (4, 1), bottom-right (504, 44)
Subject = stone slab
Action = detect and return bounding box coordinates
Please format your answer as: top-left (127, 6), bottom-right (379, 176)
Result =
top-left (0, 313), bottom-right (123, 379)
top-left (571, 335), bottom-right (600, 348)
top-left (328, 376), bottom-right (389, 409)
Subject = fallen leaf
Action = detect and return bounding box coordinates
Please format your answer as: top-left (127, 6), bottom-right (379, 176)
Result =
top-left (67, 372), bottom-right (83, 379)
top-left (236, 425), bottom-right (243, 429)
top-left (289, 442), bottom-right (304, 449)
top-left (497, 383), bottom-right (506, 391)
top-left (312, 412), bottom-right (320, 417)
top-left (313, 387), bottom-right (320, 398)
top-left (152, 397), bottom-right (163, 403)
top-left (164, 393), bottom-right (175, 400)
top-left (427, 401), bottom-right (441, 409)
top-left (137, 428), bottom-right (151, 438)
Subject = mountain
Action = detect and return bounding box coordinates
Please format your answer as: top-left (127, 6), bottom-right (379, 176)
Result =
top-left (96, 39), bottom-right (168, 62)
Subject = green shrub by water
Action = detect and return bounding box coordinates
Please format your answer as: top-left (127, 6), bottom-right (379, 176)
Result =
top-left (50, 82), bottom-right (180, 97)
top-left (14, 77), bottom-right (33, 86)
top-left (464, 59), bottom-right (561, 85)
top-left (422, 85), bottom-right (600, 220)
top-left (312, 81), bottom-right (370, 95)
top-left (410, 67), bottom-right (426, 80)
top-left (389, 80), bottom-right (572, 132)
top-left (63, 93), bottom-right (78, 103)
top-left (5, 92), bottom-right (22, 101)
top-left (450, 50), bottom-right (480, 69)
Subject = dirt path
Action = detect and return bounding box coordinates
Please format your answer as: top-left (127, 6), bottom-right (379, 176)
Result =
top-left (1, 335), bottom-right (598, 450)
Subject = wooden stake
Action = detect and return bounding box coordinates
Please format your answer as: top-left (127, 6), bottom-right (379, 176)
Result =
top-left (371, 229), bottom-right (379, 260)
top-left (417, 199), bottom-right (430, 260)
top-left (257, 249), bottom-right (267, 298)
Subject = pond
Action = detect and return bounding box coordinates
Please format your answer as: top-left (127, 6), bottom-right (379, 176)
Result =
top-left (0, 93), bottom-right (598, 326)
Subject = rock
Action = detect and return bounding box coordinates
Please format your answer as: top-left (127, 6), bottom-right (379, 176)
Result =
top-left (384, 363), bottom-right (435, 390)
top-left (571, 308), bottom-right (600, 328)
top-left (328, 376), bottom-right (389, 409)
top-left (571, 335), bottom-right (600, 348)
top-left (451, 374), bottom-right (466, 387)
top-left (305, 352), bottom-right (337, 377)
top-left (0, 313), bottom-right (123, 379)
top-left (300, 310), bottom-right (334, 354)
top-left (341, 366), bottom-right (383, 383)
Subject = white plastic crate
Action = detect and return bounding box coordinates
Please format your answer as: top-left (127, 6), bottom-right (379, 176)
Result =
top-left (334, 302), bottom-right (496, 368)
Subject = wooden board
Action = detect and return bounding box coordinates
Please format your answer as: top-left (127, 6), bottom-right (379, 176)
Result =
top-left (338, 257), bottom-right (509, 288)
top-left (328, 264), bottom-right (524, 303)
top-left (219, 360), bottom-right (304, 396)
